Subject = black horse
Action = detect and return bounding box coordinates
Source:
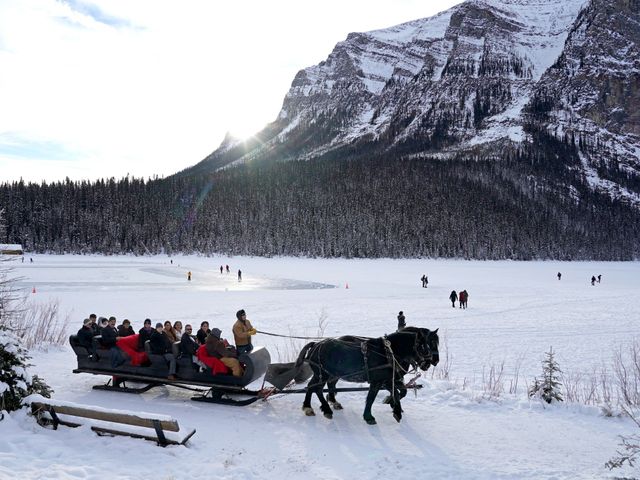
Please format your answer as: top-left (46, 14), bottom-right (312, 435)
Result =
top-left (295, 327), bottom-right (439, 425)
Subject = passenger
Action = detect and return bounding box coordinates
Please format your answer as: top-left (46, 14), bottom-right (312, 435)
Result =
top-left (101, 317), bottom-right (126, 368)
top-left (150, 322), bottom-right (177, 380)
top-left (77, 318), bottom-right (97, 359)
top-left (117, 319), bottom-right (135, 337)
top-left (163, 320), bottom-right (177, 343)
top-left (180, 324), bottom-right (207, 370)
top-left (138, 318), bottom-right (154, 350)
top-left (180, 324), bottom-right (199, 356)
top-left (196, 321), bottom-right (210, 345)
top-left (206, 328), bottom-right (244, 377)
top-left (173, 321), bottom-right (183, 341)
top-left (100, 317), bottom-right (118, 348)
top-left (98, 317), bottom-right (108, 335)
top-left (89, 313), bottom-right (99, 335)
top-left (232, 309), bottom-right (256, 355)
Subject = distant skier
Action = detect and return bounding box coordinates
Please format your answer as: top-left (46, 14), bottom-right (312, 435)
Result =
top-left (449, 290), bottom-right (458, 308)
top-left (597, 274), bottom-right (602, 283)
top-left (557, 272), bottom-right (561, 280)
top-left (238, 269), bottom-right (242, 281)
top-left (397, 311), bottom-right (406, 331)
top-left (591, 275), bottom-right (596, 286)
top-left (220, 265), bottom-right (223, 274)
top-left (188, 271), bottom-right (192, 281)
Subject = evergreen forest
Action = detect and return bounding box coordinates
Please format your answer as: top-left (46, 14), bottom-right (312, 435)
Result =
top-left (1, 149), bottom-right (639, 260)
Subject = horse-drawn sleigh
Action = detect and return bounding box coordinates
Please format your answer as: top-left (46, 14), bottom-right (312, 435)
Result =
top-left (70, 326), bottom-right (439, 424)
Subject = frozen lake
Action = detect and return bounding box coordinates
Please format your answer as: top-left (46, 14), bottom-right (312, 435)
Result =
top-left (2, 254), bottom-right (639, 480)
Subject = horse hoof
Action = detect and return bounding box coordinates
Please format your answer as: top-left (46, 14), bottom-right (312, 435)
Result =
top-left (303, 407), bottom-right (315, 416)
top-left (364, 417), bottom-right (377, 425)
top-left (331, 402), bottom-right (343, 410)
top-left (324, 412), bottom-right (333, 419)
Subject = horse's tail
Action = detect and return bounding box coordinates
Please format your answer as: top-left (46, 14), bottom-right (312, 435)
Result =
top-left (295, 341), bottom-right (316, 368)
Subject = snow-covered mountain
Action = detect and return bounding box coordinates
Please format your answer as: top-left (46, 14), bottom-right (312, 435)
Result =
top-left (187, 0), bottom-right (639, 205)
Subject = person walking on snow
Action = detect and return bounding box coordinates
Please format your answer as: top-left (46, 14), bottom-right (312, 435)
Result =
top-left (187, 271), bottom-right (192, 281)
top-left (598, 274), bottom-right (602, 283)
top-left (591, 275), bottom-right (596, 286)
top-left (238, 269), bottom-right (242, 281)
top-left (449, 290), bottom-right (458, 308)
top-left (424, 275), bottom-right (428, 288)
top-left (557, 272), bottom-right (561, 280)
top-left (397, 311), bottom-right (406, 331)
top-left (220, 265), bottom-right (223, 274)
top-left (460, 290), bottom-right (468, 309)
top-left (420, 275), bottom-right (425, 288)
top-left (458, 290), bottom-right (465, 309)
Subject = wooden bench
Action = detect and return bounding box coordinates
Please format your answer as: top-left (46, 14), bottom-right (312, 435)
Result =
top-left (28, 395), bottom-right (195, 447)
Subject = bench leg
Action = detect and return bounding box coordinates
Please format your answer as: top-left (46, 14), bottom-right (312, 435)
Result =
top-left (152, 419), bottom-right (168, 447)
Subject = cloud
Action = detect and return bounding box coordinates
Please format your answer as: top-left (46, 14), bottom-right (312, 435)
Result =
top-left (56, 0), bottom-right (137, 29)
top-left (0, 133), bottom-right (78, 161)
top-left (0, 0), bottom-right (464, 183)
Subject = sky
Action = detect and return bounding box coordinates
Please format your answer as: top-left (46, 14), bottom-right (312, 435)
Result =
top-left (0, 0), bottom-right (463, 183)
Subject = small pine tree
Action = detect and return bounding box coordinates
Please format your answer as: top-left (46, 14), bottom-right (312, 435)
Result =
top-left (0, 325), bottom-right (53, 412)
top-left (1, 209), bottom-right (52, 413)
top-left (528, 346), bottom-right (563, 404)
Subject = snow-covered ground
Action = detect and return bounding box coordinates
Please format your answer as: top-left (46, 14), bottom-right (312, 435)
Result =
top-left (1, 254), bottom-right (639, 479)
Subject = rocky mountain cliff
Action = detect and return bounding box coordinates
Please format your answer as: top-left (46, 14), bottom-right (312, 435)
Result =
top-left (185, 0), bottom-right (640, 206)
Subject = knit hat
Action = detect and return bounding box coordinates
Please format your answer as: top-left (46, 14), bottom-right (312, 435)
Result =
top-left (155, 322), bottom-right (163, 329)
top-left (236, 309), bottom-right (246, 319)
top-left (83, 318), bottom-right (92, 326)
top-left (211, 328), bottom-right (222, 339)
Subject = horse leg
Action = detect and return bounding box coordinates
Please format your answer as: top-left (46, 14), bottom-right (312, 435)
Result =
top-left (387, 381), bottom-right (404, 423)
top-left (363, 384), bottom-right (380, 425)
top-left (327, 379), bottom-right (343, 410)
top-left (302, 373), bottom-right (319, 416)
top-left (314, 381), bottom-right (333, 419)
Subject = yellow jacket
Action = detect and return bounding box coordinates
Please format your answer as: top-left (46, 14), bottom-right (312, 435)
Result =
top-left (233, 319), bottom-right (254, 347)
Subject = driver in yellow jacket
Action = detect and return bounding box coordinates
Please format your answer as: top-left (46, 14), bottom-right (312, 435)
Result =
top-left (232, 309), bottom-right (256, 355)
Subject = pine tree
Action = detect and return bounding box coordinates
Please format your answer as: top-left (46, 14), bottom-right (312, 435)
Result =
top-left (0, 210), bottom-right (52, 413)
top-left (0, 326), bottom-right (53, 412)
top-left (529, 346), bottom-right (563, 404)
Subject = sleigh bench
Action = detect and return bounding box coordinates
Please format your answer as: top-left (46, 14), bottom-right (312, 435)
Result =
top-left (27, 394), bottom-right (196, 447)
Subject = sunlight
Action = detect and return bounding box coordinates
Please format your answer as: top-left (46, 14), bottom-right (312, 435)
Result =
top-left (226, 118), bottom-right (268, 141)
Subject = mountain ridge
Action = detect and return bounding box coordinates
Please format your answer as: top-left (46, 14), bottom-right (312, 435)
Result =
top-left (183, 0), bottom-right (639, 207)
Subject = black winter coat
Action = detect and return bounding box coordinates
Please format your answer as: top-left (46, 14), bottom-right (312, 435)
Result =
top-left (150, 330), bottom-right (172, 355)
top-left (77, 326), bottom-right (94, 350)
top-left (100, 325), bottom-right (118, 348)
top-left (138, 327), bottom-right (153, 350)
top-left (117, 325), bottom-right (135, 337)
top-left (180, 334), bottom-right (199, 356)
top-left (196, 328), bottom-right (210, 345)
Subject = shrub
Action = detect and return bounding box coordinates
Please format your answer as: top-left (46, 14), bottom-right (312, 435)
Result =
top-left (0, 325), bottom-right (52, 412)
top-left (529, 346), bottom-right (563, 404)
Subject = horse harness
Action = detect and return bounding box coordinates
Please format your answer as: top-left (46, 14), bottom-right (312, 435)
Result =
top-left (360, 337), bottom-right (396, 383)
